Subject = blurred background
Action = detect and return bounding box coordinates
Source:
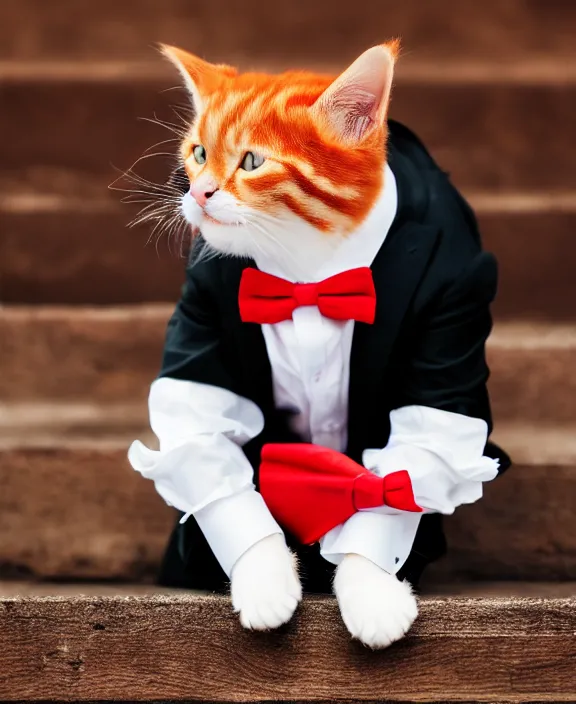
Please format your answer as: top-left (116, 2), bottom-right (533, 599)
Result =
top-left (0, 1), bottom-right (574, 591)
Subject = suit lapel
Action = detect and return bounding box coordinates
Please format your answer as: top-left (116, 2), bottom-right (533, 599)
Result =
top-left (346, 219), bottom-right (440, 454)
top-left (226, 257), bottom-right (276, 414)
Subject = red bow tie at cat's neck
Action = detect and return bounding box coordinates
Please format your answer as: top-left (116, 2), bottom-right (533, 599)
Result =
top-left (259, 443), bottom-right (422, 545)
top-left (238, 267), bottom-right (377, 324)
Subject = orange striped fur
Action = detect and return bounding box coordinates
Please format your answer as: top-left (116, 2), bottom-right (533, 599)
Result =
top-left (163, 42), bottom-right (400, 237)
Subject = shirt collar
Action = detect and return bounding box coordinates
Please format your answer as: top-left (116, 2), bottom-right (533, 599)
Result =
top-left (253, 164), bottom-right (397, 282)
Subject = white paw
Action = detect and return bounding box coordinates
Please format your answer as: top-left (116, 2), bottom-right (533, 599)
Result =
top-left (334, 554), bottom-right (418, 649)
top-left (230, 533), bottom-right (302, 631)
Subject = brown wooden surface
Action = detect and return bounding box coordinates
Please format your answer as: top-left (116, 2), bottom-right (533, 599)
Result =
top-left (2, 308), bottom-right (575, 424)
top-left (0, 446), bottom-right (172, 581)
top-left (0, 205), bottom-right (186, 305)
top-left (487, 324), bottom-right (576, 424)
top-left (0, 592), bottom-right (574, 701)
top-left (1, 0), bottom-right (573, 63)
top-left (0, 306), bottom-right (168, 405)
top-left (483, 208), bottom-right (576, 322)
top-left (2, 74), bottom-right (575, 195)
top-left (427, 463), bottom-right (576, 581)
top-left (0, 440), bottom-right (575, 581)
top-left (2, 581), bottom-right (576, 598)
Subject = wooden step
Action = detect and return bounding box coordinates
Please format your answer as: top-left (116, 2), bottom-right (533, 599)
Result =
top-left (2, 192), bottom-right (575, 319)
top-left (1, 0), bottom-right (573, 63)
top-left (3, 580), bottom-right (576, 598)
top-left (2, 308), bottom-right (575, 424)
top-left (0, 201), bottom-right (184, 305)
top-left (0, 416), bottom-right (575, 582)
top-left (0, 583), bottom-right (574, 702)
top-left (0, 440), bottom-right (171, 582)
top-left (2, 66), bottom-right (574, 194)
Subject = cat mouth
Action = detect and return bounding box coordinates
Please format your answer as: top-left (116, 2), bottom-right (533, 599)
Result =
top-left (203, 213), bottom-right (226, 225)
top-left (203, 212), bottom-right (245, 227)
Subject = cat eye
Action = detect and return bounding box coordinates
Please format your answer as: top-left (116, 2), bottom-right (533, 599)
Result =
top-left (240, 151), bottom-right (265, 172)
top-left (193, 145), bottom-right (207, 164)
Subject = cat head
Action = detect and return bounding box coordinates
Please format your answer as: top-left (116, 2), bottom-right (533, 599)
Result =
top-left (162, 41), bottom-right (399, 274)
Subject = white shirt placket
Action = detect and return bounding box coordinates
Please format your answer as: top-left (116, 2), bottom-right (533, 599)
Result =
top-left (292, 307), bottom-right (341, 451)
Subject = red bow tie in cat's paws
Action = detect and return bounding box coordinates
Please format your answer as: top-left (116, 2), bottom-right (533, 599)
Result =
top-left (260, 443), bottom-right (422, 545)
top-left (238, 267), bottom-right (377, 324)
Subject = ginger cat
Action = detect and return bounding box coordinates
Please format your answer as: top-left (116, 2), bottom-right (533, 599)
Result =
top-left (158, 40), bottom-right (418, 648)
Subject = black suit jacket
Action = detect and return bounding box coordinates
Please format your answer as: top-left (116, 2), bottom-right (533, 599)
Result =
top-left (156, 121), bottom-right (511, 591)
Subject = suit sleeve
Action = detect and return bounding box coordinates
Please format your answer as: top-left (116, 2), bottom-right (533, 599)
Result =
top-left (158, 258), bottom-right (235, 388)
top-left (320, 253), bottom-right (502, 574)
top-left (128, 261), bottom-right (283, 577)
top-left (395, 251), bottom-right (497, 422)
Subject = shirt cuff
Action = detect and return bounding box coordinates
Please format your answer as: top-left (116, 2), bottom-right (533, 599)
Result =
top-left (363, 405), bottom-right (500, 514)
top-left (194, 489), bottom-right (283, 577)
top-left (319, 511), bottom-right (422, 574)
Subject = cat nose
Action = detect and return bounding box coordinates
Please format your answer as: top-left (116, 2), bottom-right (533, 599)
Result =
top-left (189, 178), bottom-right (219, 207)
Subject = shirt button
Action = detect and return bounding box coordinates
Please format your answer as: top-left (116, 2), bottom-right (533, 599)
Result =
top-left (313, 373), bottom-right (321, 383)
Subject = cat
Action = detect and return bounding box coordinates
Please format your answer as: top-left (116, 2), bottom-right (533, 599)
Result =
top-left (166, 41), bottom-right (396, 281)
top-left (157, 40), bottom-right (418, 649)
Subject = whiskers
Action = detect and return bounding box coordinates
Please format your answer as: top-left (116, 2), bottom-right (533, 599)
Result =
top-left (110, 138), bottom-right (193, 258)
top-left (137, 110), bottom-right (189, 140)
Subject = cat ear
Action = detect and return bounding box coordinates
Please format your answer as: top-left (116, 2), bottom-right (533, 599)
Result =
top-left (312, 40), bottom-right (399, 144)
top-left (160, 44), bottom-right (237, 111)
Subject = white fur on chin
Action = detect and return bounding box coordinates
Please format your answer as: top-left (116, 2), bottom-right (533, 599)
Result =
top-left (180, 191), bottom-right (343, 281)
top-left (333, 553), bottom-right (418, 649)
top-left (230, 533), bottom-right (302, 631)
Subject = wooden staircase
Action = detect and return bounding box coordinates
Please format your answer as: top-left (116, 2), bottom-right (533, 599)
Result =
top-left (1, 0), bottom-right (575, 700)
top-left (1, 583), bottom-right (574, 702)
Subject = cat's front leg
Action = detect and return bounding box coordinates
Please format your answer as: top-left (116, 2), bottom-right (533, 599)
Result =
top-left (231, 533), bottom-right (302, 630)
top-left (333, 553), bottom-right (418, 648)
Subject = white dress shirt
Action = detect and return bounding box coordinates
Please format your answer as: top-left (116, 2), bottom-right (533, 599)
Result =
top-left (129, 164), bottom-right (499, 577)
